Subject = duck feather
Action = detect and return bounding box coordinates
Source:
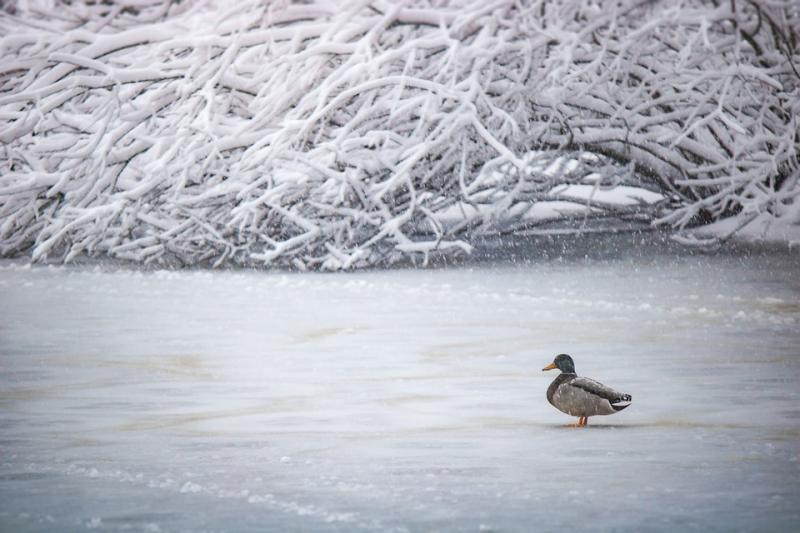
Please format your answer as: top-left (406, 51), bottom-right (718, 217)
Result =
top-left (547, 374), bottom-right (632, 417)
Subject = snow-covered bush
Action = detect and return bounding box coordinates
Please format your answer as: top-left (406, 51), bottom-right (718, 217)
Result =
top-left (1, 0), bottom-right (798, 268)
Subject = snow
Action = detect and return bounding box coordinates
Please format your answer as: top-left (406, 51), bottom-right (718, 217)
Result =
top-left (695, 211), bottom-right (800, 248)
top-left (2, 2), bottom-right (799, 269)
top-left (428, 151), bottom-right (666, 238)
top-left (0, 245), bottom-right (799, 531)
top-left (548, 184), bottom-right (664, 206)
top-left (433, 200), bottom-right (593, 227)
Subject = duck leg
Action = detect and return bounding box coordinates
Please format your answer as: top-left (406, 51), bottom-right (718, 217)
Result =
top-left (568, 416), bottom-right (590, 428)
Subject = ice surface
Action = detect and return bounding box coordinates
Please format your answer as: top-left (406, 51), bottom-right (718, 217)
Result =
top-left (1, 245), bottom-right (799, 532)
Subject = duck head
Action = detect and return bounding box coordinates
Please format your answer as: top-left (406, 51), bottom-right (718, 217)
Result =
top-left (542, 353), bottom-right (576, 373)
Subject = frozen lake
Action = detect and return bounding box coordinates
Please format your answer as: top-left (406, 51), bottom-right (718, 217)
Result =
top-left (1, 243), bottom-right (799, 532)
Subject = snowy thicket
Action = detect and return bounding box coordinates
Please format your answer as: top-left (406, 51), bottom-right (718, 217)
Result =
top-left (1, 1), bottom-right (798, 268)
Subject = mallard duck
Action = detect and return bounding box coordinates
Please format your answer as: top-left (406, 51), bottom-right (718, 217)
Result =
top-left (542, 354), bottom-right (631, 427)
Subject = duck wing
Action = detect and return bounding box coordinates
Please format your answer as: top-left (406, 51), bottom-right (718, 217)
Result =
top-left (569, 377), bottom-right (632, 411)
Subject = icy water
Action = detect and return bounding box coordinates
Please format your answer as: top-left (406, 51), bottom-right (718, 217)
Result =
top-left (1, 246), bottom-right (799, 532)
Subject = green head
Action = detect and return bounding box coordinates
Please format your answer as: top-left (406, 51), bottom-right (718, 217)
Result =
top-left (542, 353), bottom-right (576, 374)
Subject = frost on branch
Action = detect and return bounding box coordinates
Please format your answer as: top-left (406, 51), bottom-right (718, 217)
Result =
top-left (0, 1), bottom-right (798, 269)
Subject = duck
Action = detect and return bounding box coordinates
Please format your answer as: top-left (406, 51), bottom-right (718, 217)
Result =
top-left (542, 354), bottom-right (631, 427)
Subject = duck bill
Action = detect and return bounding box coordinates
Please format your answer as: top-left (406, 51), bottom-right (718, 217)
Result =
top-left (542, 362), bottom-right (557, 371)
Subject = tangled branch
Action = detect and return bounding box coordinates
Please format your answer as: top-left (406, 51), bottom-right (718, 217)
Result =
top-left (1, 0), bottom-right (797, 268)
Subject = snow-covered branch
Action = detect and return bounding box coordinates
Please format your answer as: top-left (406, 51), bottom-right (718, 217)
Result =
top-left (1, 0), bottom-right (798, 268)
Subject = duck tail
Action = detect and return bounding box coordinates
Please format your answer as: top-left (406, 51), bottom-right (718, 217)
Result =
top-left (611, 394), bottom-right (632, 411)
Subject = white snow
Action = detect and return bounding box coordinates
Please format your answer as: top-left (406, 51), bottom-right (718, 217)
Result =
top-left (1, 2), bottom-right (798, 270)
top-left (549, 184), bottom-right (664, 206)
top-left (433, 199), bottom-right (593, 226)
top-left (694, 211), bottom-right (800, 248)
top-left (0, 247), bottom-right (798, 531)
